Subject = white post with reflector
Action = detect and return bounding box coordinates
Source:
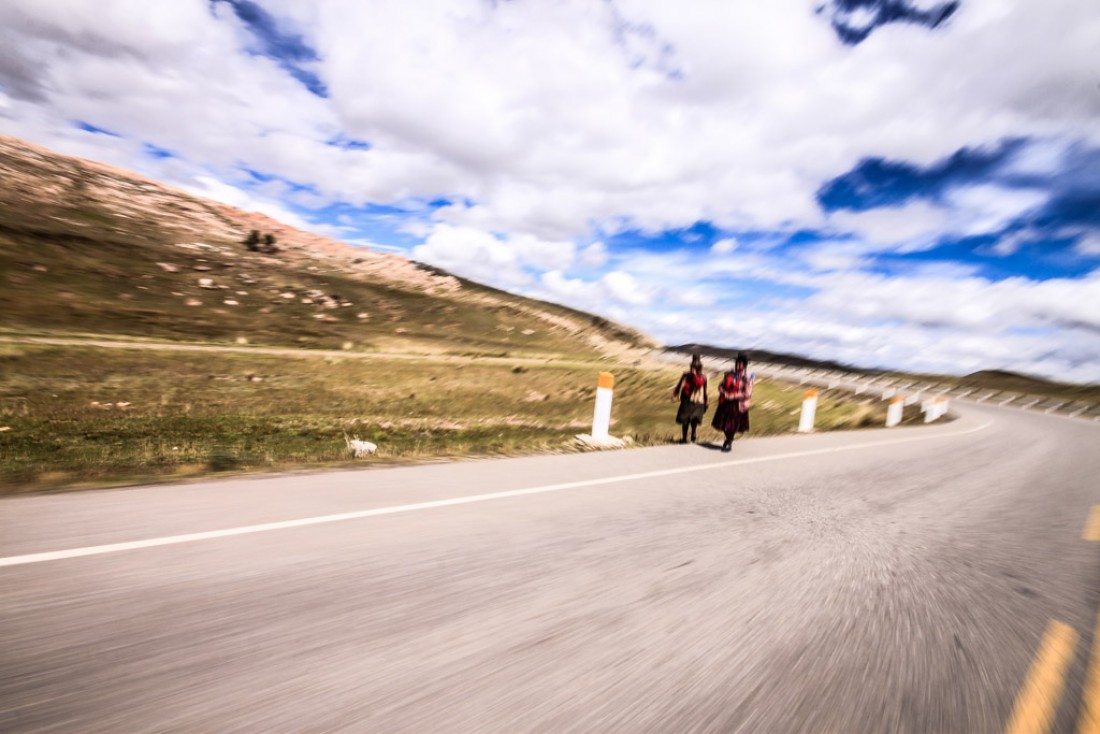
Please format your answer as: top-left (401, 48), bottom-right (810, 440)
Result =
top-left (798, 389), bottom-right (817, 433)
top-left (924, 397), bottom-right (949, 423)
top-left (591, 372), bottom-right (615, 440)
top-left (886, 396), bottom-right (904, 427)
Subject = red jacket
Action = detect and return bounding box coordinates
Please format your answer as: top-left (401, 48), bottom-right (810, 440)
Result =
top-left (718, 370), bottom-right (754, 411)
top-left (674, 371), bottom-right (708, 405)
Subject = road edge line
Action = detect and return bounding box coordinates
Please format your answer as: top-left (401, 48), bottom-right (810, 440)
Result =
top-left (0, 419), bottom-right (993, 568)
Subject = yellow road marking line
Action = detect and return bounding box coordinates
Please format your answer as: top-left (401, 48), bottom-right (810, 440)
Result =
top-left (1005, 620), bottom-right (1078, 734)
top-left (1078, 613), bottom-right (1100, 734)
top-left (1083, 506), bottom-right (1100, 541)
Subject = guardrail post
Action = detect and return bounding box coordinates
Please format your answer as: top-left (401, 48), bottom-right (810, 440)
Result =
top-left (798, 390), bottom-right (817, 433)
top-left (921, 397), bottom-right (949, 422)
top-left (886, 396), bottom-right (904, 427)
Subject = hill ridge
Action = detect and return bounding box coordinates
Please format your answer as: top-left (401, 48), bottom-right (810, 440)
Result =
top-left (0, 134), bottom-right (653, 360)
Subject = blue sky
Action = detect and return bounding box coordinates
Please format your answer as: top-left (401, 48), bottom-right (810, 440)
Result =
top-left (1, 0), bottom-right (1098, 381)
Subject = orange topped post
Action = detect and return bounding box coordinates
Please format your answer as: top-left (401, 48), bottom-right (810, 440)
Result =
top-left (592, 372), bottom-right (615, 439)
top-left (798, 389), bottom-right (818, 433)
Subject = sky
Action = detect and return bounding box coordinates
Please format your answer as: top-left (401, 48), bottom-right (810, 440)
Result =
top-left (1, 1), bottom-right (1098, 383)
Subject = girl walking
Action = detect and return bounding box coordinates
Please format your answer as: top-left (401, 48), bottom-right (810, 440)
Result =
top-left (712, 353), bottom-right (753, 452)
top-left (672, 354), bottom-right (708, 443)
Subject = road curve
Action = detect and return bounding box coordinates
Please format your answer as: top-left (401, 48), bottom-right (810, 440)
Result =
top-left (2, 401), bottom-right (1099, 733)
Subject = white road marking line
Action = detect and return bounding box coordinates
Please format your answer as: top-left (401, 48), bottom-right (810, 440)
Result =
top-left (0, 420), bottom-right (993, 568)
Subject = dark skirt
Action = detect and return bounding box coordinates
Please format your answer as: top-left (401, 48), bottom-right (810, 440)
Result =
top-left (711, 402), bottom-right (750, 434)
top-left (676, 401), bottom-right (707, 425)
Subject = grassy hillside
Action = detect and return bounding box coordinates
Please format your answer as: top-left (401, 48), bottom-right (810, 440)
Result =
top-left (0, 135), bottom-right (651, 360)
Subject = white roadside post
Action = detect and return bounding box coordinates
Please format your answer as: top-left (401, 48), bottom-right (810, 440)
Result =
top-left (591, 371), bottom-right (614, 439)
top-left (798, 389), bottom-right (818, 433)
top-left (886, 396), bottom-right (904, 427)
top-left (576, 372), bottom-right (626, 448)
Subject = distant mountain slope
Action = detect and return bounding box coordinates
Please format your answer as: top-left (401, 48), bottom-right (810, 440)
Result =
top-left (665, 343), bottom-right (879, 375)
top-left (0, 135), bottom-right (652, 359)
top-left (957, 370), bottom-right (1100, 402)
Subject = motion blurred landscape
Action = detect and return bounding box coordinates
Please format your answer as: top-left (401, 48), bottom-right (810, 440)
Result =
top-left (1, 136), bottom-right (898, 491)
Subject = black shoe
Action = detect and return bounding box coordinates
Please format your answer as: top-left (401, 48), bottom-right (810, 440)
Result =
top-left (721, 442), bottom-right (732, 452)
top-left (690, 435), bottom-right (697, 443)
top-left (678, 438), bottom-right (688, 444)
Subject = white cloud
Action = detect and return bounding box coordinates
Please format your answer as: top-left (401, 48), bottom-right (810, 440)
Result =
top-left (507, 233), bottom-right (576, 271)
top-left (710, 238), bottom-right (738, 255)
top-left (580, 241), bottom-right (608, 268)
top-left (398, 221), bottom-right (432, 238)
top-left (412, 224), bottom-right (529, 287)
top-left (539, 270), bottom-right (603, 304)
top-left (1076, 232), bottom-right (1100, 257)
top-left (601, 270), bottom-right (653, 306)
top-left (946, 184), bottom-right (1048, 238)
top-left (806, 270), bottom-right (1100, 332)
top-left (836, 7), bottom-right (878, 33)
top-left (668, 288), bottom-right (718, 307)
top-left (825, 182), bottom-right (1050, 255)
top-left (828, 202), bottom-right (950, 250)
top-left (184, 176), bottom-right (315, 232)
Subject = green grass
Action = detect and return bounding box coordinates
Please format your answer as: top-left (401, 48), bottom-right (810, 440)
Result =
top-left (0, 344), bottom-right (883, 492)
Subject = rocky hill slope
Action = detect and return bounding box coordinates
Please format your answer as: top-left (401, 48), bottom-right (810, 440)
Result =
top-left (0, 135), bottom-right (652, 360)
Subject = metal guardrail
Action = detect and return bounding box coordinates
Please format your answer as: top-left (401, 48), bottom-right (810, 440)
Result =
top-left (655, 350), bottom-right (1100, 422)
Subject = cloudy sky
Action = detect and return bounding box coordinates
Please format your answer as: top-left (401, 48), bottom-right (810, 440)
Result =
top-left (2, 1), bottom-right (1099, 382)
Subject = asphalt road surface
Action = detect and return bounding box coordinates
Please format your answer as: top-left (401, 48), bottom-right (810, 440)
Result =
top-left (2, 401), bottom-right (1099, 733)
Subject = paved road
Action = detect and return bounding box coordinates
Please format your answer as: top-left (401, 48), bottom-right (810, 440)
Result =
top-left (2, 402), bottom-right (1099, 733)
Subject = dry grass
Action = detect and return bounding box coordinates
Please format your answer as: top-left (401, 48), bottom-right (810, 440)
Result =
top-left (0, 344), bottom-right (884, 492)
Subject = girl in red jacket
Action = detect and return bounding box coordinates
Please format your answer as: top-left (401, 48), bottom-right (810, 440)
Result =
top-left (711, 353), bottom-right (753, 452)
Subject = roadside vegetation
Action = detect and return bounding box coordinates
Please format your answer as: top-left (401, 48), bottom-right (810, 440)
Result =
top-left (0, 343), bottom-right (889, 493)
